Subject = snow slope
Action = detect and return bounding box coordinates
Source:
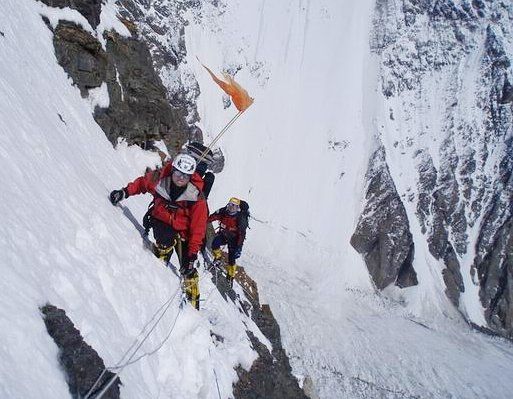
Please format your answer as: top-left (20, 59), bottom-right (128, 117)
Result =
top-left (2, 0), bottom-right (513, 398)
top-left (187, 0), bottom-right (374, 287)
top-left (181, 0), bottom-right (513, 397)
top-left (0, 1), bottom-right (266, 398)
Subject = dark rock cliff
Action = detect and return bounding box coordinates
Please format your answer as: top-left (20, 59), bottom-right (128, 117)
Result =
top-left (116, 0), bottom-right (219, 123)
top-left (40, 0), bottom-right (189, 150)
top-left (208, 264), bottom-right (309, 399)
top-left (364, 0), bottom-right (513, 338)
top-left (41, 304), bottom-right (120, 399)
top-left (39, 0), bottom-right (103, 28)
top-left (351, 148), bottom-right (417, 290)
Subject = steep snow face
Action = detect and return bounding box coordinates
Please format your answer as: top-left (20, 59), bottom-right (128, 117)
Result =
top-left (186, 0), bottom-right (375, 288)
top-left (3, 1), bottom-right (513, 398)
top-left (175, 0), bottom-right (513, 397)
top-left (0, 1), bottom-right (264, 398)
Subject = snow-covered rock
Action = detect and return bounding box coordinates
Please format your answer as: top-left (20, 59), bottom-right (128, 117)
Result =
top-left (370, 0), bottom-right (513, 338)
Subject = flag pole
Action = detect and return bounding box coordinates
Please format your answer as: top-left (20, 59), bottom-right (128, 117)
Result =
top-left (194, 59), bottom-right (253, 163)
top-left (197, 110), bottom-right (244, 162)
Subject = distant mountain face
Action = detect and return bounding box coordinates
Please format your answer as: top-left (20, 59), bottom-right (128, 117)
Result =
top-left (352, 0), bottom-right (513, 339)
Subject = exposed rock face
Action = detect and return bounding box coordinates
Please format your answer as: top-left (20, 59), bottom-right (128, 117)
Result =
top-left (50, 20), bottom-right (188, 149)
top-left (116, 0), bottom-right (219, 123)
top-left (209, 265), bottom-right (309, 399)
top-left (115, 0), bottom-right (267, 125)
top-left (40, 304), bottom-right (120, 399)
top-left (366, 0), bottom-right (513, 337)
top-left (351, 148), bottom-right (417, 289)
top-left (477, 214), bottom-right (513, 339)
top-left (38, 0), bottom-right (103, 28)
top-left (52, 22), bottom-right (107, 96)
top-left (473, 23), bottom-right (513, 339)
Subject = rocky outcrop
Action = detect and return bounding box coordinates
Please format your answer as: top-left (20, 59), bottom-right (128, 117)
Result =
top-left (234, 316), bottom-right (309, 399)
top-left (115, 0), bottom-right (267, 123)
top-left (40, 0), bottom-right (193, 150)
top-left (368, 0), bottom-right (513, 336)
top-left (351, 148), bottom-right (417, 289)
top-left (40, 304), bottom-right (120, 399)
top-left (208, 264), bottom-right (309, 399)
top-left (116, 0), bottom-right (213, 123)
top-left (38, 0), bottom-right (103, 29)
top-left (52, 22), bottom-right (107, 96)
top-left (477, 214), bottom-right (513, 339)
top-left (472, 23), bottom-right (513, 338)
top-left (50, 20), bottom-right (188, 149)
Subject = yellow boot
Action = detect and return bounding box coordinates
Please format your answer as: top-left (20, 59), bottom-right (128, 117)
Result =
top-left (226, 264), bottom-right (237, 287)
top-left (152, 243), bottom-right (174, 263)
top-left (183, 270), bottom-right (200, 310)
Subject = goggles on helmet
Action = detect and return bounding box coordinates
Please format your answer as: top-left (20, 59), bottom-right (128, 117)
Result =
top-left (172, 168), bottom-right (191, 180)
top-left (226, 202), bottom-right (240, 213)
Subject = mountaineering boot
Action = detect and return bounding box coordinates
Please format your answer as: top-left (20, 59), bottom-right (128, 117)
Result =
top-left (226, 264), bottom-right (237, 288)
top-left (212, 248), bottom-right (223, 261)
top-left (152, 242), bottom-right (175, 263)
top-left (183, 269), bottom-right (200, 310)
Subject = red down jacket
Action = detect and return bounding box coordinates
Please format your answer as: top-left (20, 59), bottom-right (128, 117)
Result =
top-left (125, 162), bottom-right (208, 257)
top-left (208, 208), bottom-right (246, 247)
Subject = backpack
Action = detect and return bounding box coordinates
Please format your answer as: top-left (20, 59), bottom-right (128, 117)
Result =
top-left (185, 142), bottom-right (214, 175)
top-left (237, 200), bottom-right (250, 232)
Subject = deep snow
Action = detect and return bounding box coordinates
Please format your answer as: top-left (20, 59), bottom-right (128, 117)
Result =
top-left (1, 0), bottom-right (513, 398)
top-left (0, 1), bottom-right (265, 398)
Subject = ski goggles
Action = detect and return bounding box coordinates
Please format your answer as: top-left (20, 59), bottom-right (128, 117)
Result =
top-left (226, 202), bottom-right (240, 212)
top-left (172, 169), bottom-right (191, 180)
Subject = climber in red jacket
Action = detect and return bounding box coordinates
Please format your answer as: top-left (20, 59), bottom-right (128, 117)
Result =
top-left (208, 197), bottom-right (249, 286)
top-left (109, 153), bottom-right (208, 279)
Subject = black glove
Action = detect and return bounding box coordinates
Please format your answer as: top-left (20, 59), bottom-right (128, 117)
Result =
top-left (142, 210), bottom-right (152, 234)
top-left (109, 188), bottom-right (126, 205)
top-left (181, 254), bottom-right (197, 277)
top-left (233, 247), bottom-right (242, 259)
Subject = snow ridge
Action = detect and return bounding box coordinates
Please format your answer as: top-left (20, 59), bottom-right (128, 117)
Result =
top-left (0, 1), bottom-right (264, 398)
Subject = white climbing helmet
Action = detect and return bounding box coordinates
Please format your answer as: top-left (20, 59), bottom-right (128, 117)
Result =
top-left (172, 153), bottom-right (196, 175)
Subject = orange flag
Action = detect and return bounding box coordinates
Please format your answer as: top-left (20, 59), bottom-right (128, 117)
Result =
top-left (200, 61), bottom-right (254, 112)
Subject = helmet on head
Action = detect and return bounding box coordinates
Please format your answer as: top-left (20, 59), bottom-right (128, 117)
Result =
top-left (172, 153), bottom-right (196, 175)
top-left (226, 197), bottom-right (241, 215)
top-left (228, 197), bottom-right (241, 206)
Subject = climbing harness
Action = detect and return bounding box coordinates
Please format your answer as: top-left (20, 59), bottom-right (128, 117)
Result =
top-left (118, 203), bottom-right (199, 310)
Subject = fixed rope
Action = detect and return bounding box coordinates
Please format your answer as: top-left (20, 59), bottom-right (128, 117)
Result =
top-left (108, 303), bottom-right (183, 370)
top-left (85, 250), bottom-right (252, 398)
top-left (83, 285), bottom-right (182, 399)
top-left (208, 344), bottom-right (222, 399)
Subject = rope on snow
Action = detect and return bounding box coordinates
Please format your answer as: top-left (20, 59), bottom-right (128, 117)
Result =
top-left (84, 285), bottom-right (183, 399)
